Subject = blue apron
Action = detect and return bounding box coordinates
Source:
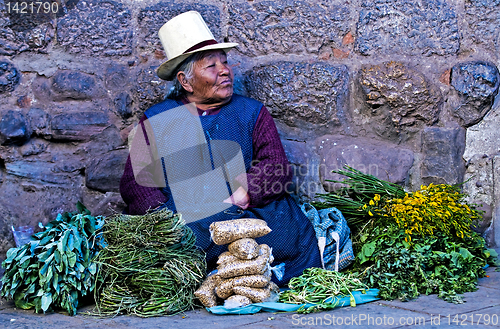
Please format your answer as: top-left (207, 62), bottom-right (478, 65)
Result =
top-left (144, 94), bottom-right (321, 285)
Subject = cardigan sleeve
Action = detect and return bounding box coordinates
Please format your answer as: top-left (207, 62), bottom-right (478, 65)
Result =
top-left (120, 114), bottom-right (168, 215)
top-left (243, 106), bottom-right (293, 208)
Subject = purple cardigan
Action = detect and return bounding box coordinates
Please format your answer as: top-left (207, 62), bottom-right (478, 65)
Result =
top-left (120, 103), bottom-right (293, 215)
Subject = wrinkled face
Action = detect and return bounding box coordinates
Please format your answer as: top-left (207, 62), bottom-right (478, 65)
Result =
top-left (188, 50), bottom-right (234, 105)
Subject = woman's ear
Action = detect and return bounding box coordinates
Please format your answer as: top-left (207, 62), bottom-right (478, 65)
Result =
top-left (177, 72), bottom-right (193, 93)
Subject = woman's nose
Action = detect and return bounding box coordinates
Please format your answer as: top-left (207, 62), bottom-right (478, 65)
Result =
top-left (218, 62), bottom-right (231, 75)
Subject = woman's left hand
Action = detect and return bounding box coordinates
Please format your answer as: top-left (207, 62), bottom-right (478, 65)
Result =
top-left (223, 186), bottom-right (250, 209)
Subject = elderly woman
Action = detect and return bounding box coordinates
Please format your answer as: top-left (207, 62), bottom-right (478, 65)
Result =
top-left (120, 11), bottom-right (321, 286)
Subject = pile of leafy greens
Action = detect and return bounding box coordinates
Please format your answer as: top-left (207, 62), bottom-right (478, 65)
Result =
top-left (314, 166), bottom-right (498, 303)
top-left (1, 202), bottom-right (104, 315)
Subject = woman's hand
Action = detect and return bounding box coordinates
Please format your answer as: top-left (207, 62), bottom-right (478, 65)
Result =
top-left (223, 186), bottom-right (250, 210)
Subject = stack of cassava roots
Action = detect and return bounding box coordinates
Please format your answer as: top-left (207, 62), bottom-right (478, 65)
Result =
top-left (195, 218), bottom-right (281, 308)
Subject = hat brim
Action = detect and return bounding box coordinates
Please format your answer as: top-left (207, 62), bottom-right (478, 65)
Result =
top-left (157, 42), bottom-right (239, 81)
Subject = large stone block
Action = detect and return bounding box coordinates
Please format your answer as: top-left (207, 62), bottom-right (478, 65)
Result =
top-left (114, 92), bottom-right (133, 119)
top-left (4, 160), bottom-right (83, 185)
top-left (451, 61), bottom-right (500, 127)
top-left (27, 107), bottom-right (50, 138)
top-left (494, 155), bottom-right (500, 248)
top-left (282, 139), bottom-right (325, 201)
top-left (0, 179), bottom-right (84, 256)
top-left (0, 110), bottom-right (29, 145)
top-left (245, 62), bottom-right (349, 132)
top-left (228, 0), bottom-right (350, 56)
top-left (50, 111), bottom-right (109, 141)
top-left (131, 66), bottom-right (169, 112)
top-left (33, 70), bottom-right (101, 102)
top-left (0, 201), bottom-right (20, 258)
top-left (465, 0), bottom-right (500, 54)
top-left (462, 154), bottom-right (494, 236)
top-left (85, 148), bottom-right (129, 193)
top-left (81, 188), bottom-right (126, 218)
top-left (421, 127), bottom-right (466, 185)
top-left (0, 1), bottom-right (55, 55)
top-left (137, 2), bottom-right (221, 50)
top-left (463, 98), bottom-right (500, 161)
top-left (83, 125), bottom-right (124, 156)
top-left (358, 61), bottom-right (441, 141)
top-left (0, 5), bottom-right (22, 55)
top-left (355, 0), bottom-right (459, 56)
top-left (0, 60), bottom-right (20, 93)
top-left (105, 64), bottom-right (131, 91)
top-left (316, 136), bottom-right (414, 192)
top-left (19, 138), bottom-right (48, 157)
top-left (57, 0), bottom-right (133, 56)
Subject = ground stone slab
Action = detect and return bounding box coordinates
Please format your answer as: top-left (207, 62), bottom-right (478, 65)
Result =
top-left (421, 126), bottom-right (466, 185)
top-left (137, 2), bottom-right (221, 50)
top-left (451, 61), bottom-right (500, 127)
top-left (355, 0), bottom-right (459, 56)
top-left (465, 0), bottom-right (500, 54)
top-left (57, 0), bottom-right (133, 56)
top-left (228, 0), bottom-right (351, 56)
top-left (316, 135), bottom-right (414, 192)
top-left (245, 61), bottom-right (349, 130)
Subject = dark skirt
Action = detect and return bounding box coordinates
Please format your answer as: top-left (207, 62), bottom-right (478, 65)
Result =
top-left (186, 193), bottom-right (321, 286)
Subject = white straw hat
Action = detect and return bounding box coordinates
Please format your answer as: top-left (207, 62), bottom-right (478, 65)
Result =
top-left (156, 11), bottom-right (238, 81)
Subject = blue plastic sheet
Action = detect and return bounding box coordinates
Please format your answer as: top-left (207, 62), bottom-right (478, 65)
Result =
top-left (207, 289), bottom-right (380, 315)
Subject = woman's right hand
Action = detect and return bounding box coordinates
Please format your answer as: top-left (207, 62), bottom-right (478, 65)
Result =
top-left (223, 186), bottom-right (250, 209)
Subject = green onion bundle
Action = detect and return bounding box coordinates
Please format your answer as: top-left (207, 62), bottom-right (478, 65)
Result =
top-left (279, 268), bottom-right (368, 314)
top-left (313, 165), bottom-right (406, 229)
top-left (92, 209), bottom-right (206, 317)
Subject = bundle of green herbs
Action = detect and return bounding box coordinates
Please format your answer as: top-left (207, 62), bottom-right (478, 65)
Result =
top-left (279, 268), bottom-right (368, 313)
top-left (1, 202), bottom-right (104, 315)
top-left (313, 166), bottom-right (498, 303)
top-left (92, 208), bottom-right (206, 317)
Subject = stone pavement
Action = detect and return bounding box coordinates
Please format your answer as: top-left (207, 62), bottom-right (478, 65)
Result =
top-left (0, 267), bottom-right (499, 329)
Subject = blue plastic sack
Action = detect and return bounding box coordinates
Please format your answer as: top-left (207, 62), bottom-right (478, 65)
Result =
top-left (207, 289), bottom-right (379, 315)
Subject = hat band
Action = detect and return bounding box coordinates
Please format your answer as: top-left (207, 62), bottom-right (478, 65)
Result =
top-left (183, 39), bottom-right (218, 54)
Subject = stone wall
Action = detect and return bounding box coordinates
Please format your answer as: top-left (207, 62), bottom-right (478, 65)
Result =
top-left (0, 0), bottom-right (499, 255)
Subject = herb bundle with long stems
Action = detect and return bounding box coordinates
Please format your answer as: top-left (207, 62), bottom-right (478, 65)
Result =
top-left (279, 268), bottom-right (368, 313)
top-left (92, 208), bottom-right (206, 317)
top-left (312, 165), bottom-right (406, 232)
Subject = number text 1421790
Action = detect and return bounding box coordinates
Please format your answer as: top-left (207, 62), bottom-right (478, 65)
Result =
top-left (5, 1), bottom-right (59, 14)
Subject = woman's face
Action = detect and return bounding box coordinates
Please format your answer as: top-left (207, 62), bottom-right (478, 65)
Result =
top-left (186, 50), bottom-right (234, 106)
